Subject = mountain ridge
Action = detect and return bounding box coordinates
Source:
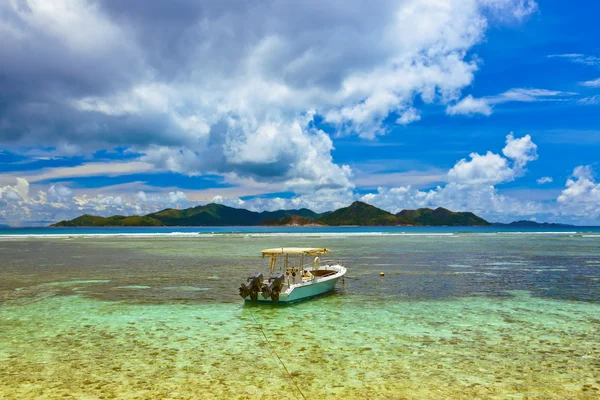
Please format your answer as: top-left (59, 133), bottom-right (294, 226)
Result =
top-left (492, 220), bottom-right (575, 228)
top-left (52, 201), bottom-right (493, 227)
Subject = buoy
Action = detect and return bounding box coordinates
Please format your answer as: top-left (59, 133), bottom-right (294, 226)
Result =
top-left (380, 272), bottom-right (385, 276)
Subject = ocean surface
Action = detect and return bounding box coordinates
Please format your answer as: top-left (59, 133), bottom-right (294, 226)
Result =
top-left (1, 227), bottom-right (600, 399)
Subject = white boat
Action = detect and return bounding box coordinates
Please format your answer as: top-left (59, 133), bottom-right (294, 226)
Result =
top-left (239, 247), bottom-right (347, 304)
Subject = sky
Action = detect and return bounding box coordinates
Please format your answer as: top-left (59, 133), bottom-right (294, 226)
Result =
top-left (1, 0), bottom-right (600, 226)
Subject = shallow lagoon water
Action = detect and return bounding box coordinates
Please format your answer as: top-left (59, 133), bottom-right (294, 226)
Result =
top-left (1, 232), bottom-right (600, 399)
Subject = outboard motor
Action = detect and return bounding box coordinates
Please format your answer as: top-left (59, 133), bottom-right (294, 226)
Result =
top-left (261, 273), bottom-right (285, 303)
top-left (239, 272), bottom-right (263, 301)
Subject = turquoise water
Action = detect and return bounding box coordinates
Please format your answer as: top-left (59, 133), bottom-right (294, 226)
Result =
top-left (1, 232), bottom-right (600, 398)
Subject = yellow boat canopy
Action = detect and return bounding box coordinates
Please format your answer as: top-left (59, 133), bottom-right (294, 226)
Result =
top-left (261, 247), bottom-right (330, 257)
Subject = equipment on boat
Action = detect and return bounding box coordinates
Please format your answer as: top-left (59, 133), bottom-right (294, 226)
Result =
top-left (261, 273), bottom-right (285, 302)
top-left (239, 247), bottom-right (347, 304)
top-left (239, 272), bottom-right (263, 301)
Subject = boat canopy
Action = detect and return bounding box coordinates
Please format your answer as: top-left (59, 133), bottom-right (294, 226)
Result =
top-left (261, 247), bottom-right (330, 257)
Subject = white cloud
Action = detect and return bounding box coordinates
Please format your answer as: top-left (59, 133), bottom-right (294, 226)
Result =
top-left (547, 53), bottom-right (600, 66)
top-left (210, 195), bottom-right (246, 209)
top-left (14, 177), bottom-right (30, 200)
top-left (447, 88), bottom-right (573, 116)
top-left (221, 187), bottom-right (356, 214)
top-left (359, 183), bottom-right (546, 220)
top-left (0, 178), bottom-right (192, 227)
top-left (557, 166), bottom-right (600, 219)
top-left (536, 176), bottom-right (553, 184)
top-left (136, 190), bottom-right (187, 205)
top-left (0, 161), bottom-right (155, 186)
top-left (354, 169), bottom-right (446, 189)
top-left (446, 95), bottom-right (493, 116)
top-left (215, 132), bottom-right (544, 220)
top-left (447, 132), bottom-right (536, 186)
top-left (448, 151), bottom-right (513, 186)
top-left (501, 132), bottom-right (538, 169)
top-left (358, 132), bottom-right (544, 220)
top-left (5, 134), bottom-right (600, 225)
top-left (490, 88), bottom-right (571, 103)
top-left (578, 96), bottom-right (600, 105)
top-left (396, 108), bottom-right (421, 125)
top-left (580, 78), bottom-right (600, 88)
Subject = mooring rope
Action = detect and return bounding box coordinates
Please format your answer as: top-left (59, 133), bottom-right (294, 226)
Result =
top-left (249, 308), bottom-right (307, 400)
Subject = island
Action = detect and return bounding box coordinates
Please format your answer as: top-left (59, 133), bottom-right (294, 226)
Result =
top-left (492, 220), bottom-right (575, 228)
top-left (51, 201), bottom-right (493, 227)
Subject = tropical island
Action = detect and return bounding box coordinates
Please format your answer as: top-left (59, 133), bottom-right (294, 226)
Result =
top-left (51, 201), bottom-right (493, 227)
top-left (492, 220), bottom-right (574, 228)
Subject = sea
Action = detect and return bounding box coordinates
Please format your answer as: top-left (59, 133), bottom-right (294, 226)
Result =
top-left (1, 226), bottom-right (600, 399)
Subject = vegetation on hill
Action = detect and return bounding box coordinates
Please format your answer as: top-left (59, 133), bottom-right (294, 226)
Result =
top-left (318, 201), bottom-right (398, 226)
top-left (396, 207), bottom-right (491, 226)
top-left (147, 204), bottom-right (259, 226)
top-left (51, 202), bottom-right (492, 227)
top-left (144, 204), bottom-right (325, 226)
top-left (492, 220), bottom-right (574, 228)
top-left (261, 215), bottom-right (324, 226)
top-left (52, 214), bottom-right (162, 227)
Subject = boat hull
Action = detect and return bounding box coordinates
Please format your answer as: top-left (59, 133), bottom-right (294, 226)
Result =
top-left (245, 265), bottom-right (346, 304)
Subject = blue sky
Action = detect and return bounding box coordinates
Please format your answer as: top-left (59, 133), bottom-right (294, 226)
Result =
top-left (1, 0), bottom-right (600, 226)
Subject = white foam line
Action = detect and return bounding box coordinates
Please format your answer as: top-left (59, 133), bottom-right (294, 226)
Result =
top-left (582, 234), bottom-right (600, 238)
top-left (0, 232), bottom-right (206, 239)
top-left (242, 232), bottom-right (456, 237)
top-left (498, 232), bottom-right (578, 235)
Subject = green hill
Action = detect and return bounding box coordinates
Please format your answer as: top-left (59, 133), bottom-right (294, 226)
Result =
top-left (396, 207), bottom-right (490, 226)
top-left (52, 204), bottom-right (327, 227)
top-left (53, 214), bottom-right (162, 227)
top-left (50, 202), bottom-right (490, 227)
top-left (146, 204), bottom-right (325, 226)
top-left (148, 204), bottom-right (260, 226)
top-left (317, 201), bottom-right (398, 226)
top-left (492, 220), bottom-right (573, 228)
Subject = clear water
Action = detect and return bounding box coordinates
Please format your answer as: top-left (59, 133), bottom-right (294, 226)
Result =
top-left (1, 232), bottom-right (600, 399)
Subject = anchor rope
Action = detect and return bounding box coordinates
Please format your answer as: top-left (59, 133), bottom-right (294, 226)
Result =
top-left (249, 308), bottom-right (307, 400)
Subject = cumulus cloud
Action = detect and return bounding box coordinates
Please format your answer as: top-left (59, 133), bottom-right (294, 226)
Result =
top-left (557, 166), bottom-right (600, 207)
top-left (0, 178), bottom-right (190, 226)
top-left (215, 187), bottom-right (356, 214)
top-left (555, 166), bottom-right (600, 220)
top-left (396, 108), bottom-right (421, 125)
top-left (357, 133), bottom-right (544, 220)
top-left (447, 133), bottom-right (537, 186)
top-left (5, 134), bottom-right (600, 225)
top-left (359, 183), bottom-right (545, 220)
top-left (212, 132), bottom-right (544, 220)
top-left (0, 0), bottom-right (538, 193)
top-left (136, 190), bottom-right (187, 204)
top-left (448, 151), bottom-right (513, 186)
top-left (536, 176), bottom-right (553, 184)
top-left (446, 95), bottom-right (493, 116)
top-left (501, 133), bottom-right (538, 169)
